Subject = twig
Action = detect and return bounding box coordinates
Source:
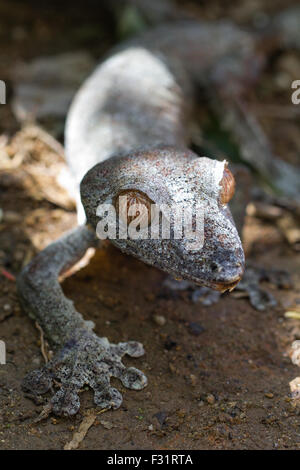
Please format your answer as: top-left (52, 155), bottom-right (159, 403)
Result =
top-left (34, 402), bottom-right (53, 423)
top-left (35, 321), bottom-right (49, 364)
top-left (64, 409), bottom-right (106, 450)
top-left (25, 124), bottom-right (65, 159)
top-left (0, 268), bottom-right (16, 282)
top-left (285, 311), bottom-right (300, 320)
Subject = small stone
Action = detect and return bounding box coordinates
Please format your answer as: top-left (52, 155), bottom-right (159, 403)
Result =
top-left (189, 374), bottom-right (197, 386)
top-left (99, 420), bottom-right (113, 430)
top-left (265, 393), bottom-right (274, 399)
top-left (148, 424), bottom-right (154, 431)
top-left (164, 337), bottom-right (177, 350)
top-left (289, 340), bottom-right (300, 367)
top-left (154, 411), bottom-right (167, 426)
top-left (153, 314), bottom-right (166, 326)
top-left (289, 377), bottom-right (300, 400)
top-left (3, 304), bottom-right (11, 312)
top-left (206, 394), bottom-right (215, 405)
top-left (177, 409), bottom-right (186, 418)
top-left (188, 322), bottom-right (205, 336)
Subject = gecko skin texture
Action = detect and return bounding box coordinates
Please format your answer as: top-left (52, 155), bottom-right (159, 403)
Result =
top-left (17, 18), bottom-right (284, 416)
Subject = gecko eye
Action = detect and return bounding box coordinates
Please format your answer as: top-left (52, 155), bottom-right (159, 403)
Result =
top-left (219, 167), bottom-right (235, 205)
top-left (115, 189), bottom-right (153, 228)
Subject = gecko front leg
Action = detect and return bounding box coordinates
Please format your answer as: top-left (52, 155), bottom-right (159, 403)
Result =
top-left (17, 225), bottom-right (147, 416)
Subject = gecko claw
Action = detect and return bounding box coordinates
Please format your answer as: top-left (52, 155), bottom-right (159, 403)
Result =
top-left (22, 329), bottom-right (147, 416)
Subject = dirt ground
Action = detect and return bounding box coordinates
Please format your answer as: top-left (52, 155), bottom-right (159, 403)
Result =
top-left (0, 0), bottom-right (299, 450)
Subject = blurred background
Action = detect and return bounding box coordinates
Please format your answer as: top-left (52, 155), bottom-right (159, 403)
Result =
top-left (0, 0), bottom-right (299, 450)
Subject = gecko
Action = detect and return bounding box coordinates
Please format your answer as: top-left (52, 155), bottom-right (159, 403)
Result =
top-left (17, 8), bottom-right (300, 416)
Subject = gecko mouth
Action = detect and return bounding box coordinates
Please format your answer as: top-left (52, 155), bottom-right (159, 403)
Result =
top-left (175, 269), bottom-right (243, 292)
top-left (213, 277), bottom-right (242, 292)
top-left (207, 263), bottom-right (244, 292)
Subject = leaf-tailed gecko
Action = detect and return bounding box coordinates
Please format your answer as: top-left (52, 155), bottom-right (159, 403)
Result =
top-left (17, 11), bottom-right (300, 416)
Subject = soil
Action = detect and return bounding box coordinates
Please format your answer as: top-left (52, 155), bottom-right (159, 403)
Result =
top-left (0, 0), bottom-right (299, 450)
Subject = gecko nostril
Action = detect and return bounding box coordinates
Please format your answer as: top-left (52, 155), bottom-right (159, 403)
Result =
top-left (211, 262), bottom-right (222, 273)
top-left (210, 255), bottom-right (244, 286)
top-left (211, 262), bottom-right (217, 272)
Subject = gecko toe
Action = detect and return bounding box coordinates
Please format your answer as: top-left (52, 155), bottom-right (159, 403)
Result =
top-left (117, 341), bottom-right (145, 358)
top-left (22, 367), bottom-right (52, 395)
top-left (120, 366), bottom-right (148, 390)
top-left (93, 383), bottom-right (123, 409)
top-left (51, 387), bottom-right (80, 416)
top-left (22, 329), bottom-right (147, 416)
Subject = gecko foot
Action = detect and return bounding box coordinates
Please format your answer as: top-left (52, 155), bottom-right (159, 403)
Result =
top-left (163, 277), bottom-right (221, 306)
top-left (22, 328), bottom-right (147, 416)
top-left (235, 264), bottom-right (292, 311)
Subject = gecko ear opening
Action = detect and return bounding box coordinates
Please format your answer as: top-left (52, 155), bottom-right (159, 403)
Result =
top-left (115, 189), bottom-right (154, 229)
top-left (219, 167), bottom-right (235, 205)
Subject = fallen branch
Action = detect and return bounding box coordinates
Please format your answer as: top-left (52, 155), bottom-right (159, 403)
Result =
top-left (64, 409), bottom-right (107, 450)
top-left (35, 321), bottom-right (49, 364)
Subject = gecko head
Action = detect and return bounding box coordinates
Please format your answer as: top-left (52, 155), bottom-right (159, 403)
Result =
top-left (81, 147), bottom-right (245, 291)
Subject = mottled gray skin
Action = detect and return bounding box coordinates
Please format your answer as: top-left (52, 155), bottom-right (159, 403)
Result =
top-left (81, 147), bottom-right (244, 290)
top-left (17, 226), bottom-right (147, 415)
top-left (17, 12), bottom-right (299, 416)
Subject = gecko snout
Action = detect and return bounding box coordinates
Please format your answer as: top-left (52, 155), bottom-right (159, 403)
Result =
top-left (212, 259), bottom-right (244, 291)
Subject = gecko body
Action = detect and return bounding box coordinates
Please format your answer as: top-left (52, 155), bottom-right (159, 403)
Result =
top-left (17, 12), bottom-right (300, 415)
